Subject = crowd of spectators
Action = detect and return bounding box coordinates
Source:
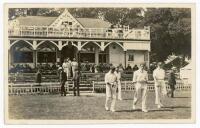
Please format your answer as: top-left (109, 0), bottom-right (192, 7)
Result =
top-left (9, 62), bottom-right (148, 75)
top-left (9, 63), bottom-right (58, 74)
top-left (9, 64), bottom-right (35, 73)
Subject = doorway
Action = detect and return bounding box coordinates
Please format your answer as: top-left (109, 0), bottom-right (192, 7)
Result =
top-left (61, 45), bottom-right (77, 63)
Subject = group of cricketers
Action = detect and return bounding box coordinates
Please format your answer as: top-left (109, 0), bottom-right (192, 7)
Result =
top-left (104, 62), bottom-right (176, 112)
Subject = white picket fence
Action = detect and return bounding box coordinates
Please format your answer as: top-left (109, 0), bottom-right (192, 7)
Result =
top-left (8, 81), bottom-right (191, 95)
top-left (92, 81), bottom-right (191, 92)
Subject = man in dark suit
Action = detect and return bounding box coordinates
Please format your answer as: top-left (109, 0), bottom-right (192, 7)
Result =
top-left (167, 67), bottom-right (176, 98)
top-left (35, 69), bottom-right (42, 85)
top-left (35, 69), bottom-right (42, 94)
top-left (59, 67), bottom-right (67, 96)
top-left (72, 68), bottom-right (80, 96)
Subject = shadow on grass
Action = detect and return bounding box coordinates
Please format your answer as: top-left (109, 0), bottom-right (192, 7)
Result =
top-left (164, 106), bottom-right (191, 109)
top-left (121, 98), bottom-right (134, 100)
top-left (172, 97), bottom-right (191, 98)
top-left (116, 109), bottom-right (141, 112)
top-left (148, 109), bottom-right (174, 112)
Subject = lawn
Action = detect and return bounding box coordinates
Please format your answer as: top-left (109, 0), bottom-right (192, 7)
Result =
top-left (8, 91), bottom-right (191, 120)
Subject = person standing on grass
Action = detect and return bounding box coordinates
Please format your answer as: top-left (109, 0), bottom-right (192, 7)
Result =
top-left (153, 62), bottom-right (167, 109)
top-left (71, 58), bottom-right (78, 77)
top-left (167, 67), bottom-right (176, 98)
top-left (35, 69), bottom-right (42, 93)
top-left (105, 66), bottom-right (117, 112)
top-left (62, 58), bottom-right (71, 79)
top-left (72, 68), bottom-right (80, 96)
top-left (132, 63), bottom-right (149, 113)
top-left (59, 67), bottom-right (67, 96)
top-left (115, 67), bottom-right (122, 100)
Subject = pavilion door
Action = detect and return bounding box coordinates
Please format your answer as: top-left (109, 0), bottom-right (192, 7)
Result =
top-left (61, 45), bottom-right (77, 63)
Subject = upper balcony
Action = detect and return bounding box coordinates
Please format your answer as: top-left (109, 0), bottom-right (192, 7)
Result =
top-left (8, 25), bottom-right (150, 40)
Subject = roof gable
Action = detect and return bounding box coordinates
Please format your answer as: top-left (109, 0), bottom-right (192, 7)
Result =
top-left (17, 16), bottom-right (57, 26)
top-left (76, 18), bottom-right (111, 28)
top-left (10, 9), bottom-right (111, 29)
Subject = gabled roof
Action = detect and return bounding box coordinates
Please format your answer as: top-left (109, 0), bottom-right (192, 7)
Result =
top-left (11, 15), bottom-right (111, 28)
top-left (16, 16), bottom-right (58, 26)
top-left (76, 18), bottom-right (111, 28)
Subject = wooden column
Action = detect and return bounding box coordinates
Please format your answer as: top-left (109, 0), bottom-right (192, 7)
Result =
top-left (33, 50), bottom-right (37, 68)
top-left (95, 47), bottom-right (99, 64)
top-left (124, 51), bottom-right (127, 69)
top-left (56, 49), bottom-right (61, 66)
top-left (77, 50), bottom-right (80, 96)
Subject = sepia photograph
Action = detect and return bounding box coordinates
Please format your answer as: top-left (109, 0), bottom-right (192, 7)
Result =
top-left (4, 3), bottom-right (196, 124)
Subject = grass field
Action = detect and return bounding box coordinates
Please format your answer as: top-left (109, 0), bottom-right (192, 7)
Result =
top-left (8, 91), bottom-right (191, 120)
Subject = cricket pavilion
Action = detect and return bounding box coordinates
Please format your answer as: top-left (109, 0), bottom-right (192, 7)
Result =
top-left (8, 9), bottom-right (151, 69)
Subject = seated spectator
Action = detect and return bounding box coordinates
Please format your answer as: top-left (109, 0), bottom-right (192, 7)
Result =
top-left (118, 63), bottom-right (124, 72)
top-left (85, 61), bottom-right (90, 71)
top-left (9, 64), bottom-right (16, 73)
top-left (52, 63), bottom-right (57, 70)
top-left (132, 64), bottom-right (139, 72)
top-left (126, 64), bottom-right (132, 71)
top-left (35, 69), bottom-right (42, 86)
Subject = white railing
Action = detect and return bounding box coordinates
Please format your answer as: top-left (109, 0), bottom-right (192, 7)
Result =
top-left (8, 80), bottom-right (191, 95)
top-left (8, 26), bottom-right (150, 40)
top-left (92, 81), bottom-right (191, 92)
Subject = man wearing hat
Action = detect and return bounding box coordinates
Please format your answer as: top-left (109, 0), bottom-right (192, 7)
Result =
top-left (104, 66), bottom-right (117, 112)
top-left (153, 62), bottom-right (167, 108)
top-left (132, 63), bottom-right (149, 112)
top-left (167, 67), bottom-right (176, 98)
top-left (59, 67), bottom-right (67, 96)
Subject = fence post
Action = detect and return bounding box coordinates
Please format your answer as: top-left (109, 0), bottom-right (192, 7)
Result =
top-left (31, 84), bottom-right (33, 94)
top-left (125, 81), bottom-right (127, 91)
top-left (10, 83), bottom-right (13, 95)
top-left (67, 81), bottom-right (69, 92)
top-left (92, 81), bottom-right (95, 93)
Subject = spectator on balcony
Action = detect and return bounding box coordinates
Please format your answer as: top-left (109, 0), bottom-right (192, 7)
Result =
top-left (126, 64), bottom-right (132, 71)
top-left (71, 58), bottom-right (78, 77)
top-left (133, 65), bottom-right (139, 72)
top-left (59, 67), bottom-right (67, 96)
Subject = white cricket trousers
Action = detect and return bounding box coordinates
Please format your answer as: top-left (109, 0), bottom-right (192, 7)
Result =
top-left (133, 82), bottom-right (147, 110)
top-left (154, 80), bottom-right (167, 105)
top-left (105, 84), bottom-right (117, 110)
top-left (117, 81), bottom-right (122, 99)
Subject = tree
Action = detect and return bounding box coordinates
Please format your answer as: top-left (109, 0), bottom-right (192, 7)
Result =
top-left (142, 8), bottom-right (191, 62)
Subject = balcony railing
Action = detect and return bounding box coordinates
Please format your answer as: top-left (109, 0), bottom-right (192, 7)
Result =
top-left (8, 26), bottom-right (150, 40)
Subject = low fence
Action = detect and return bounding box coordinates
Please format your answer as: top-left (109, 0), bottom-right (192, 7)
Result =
top-left (92, 81), bottom-right (191, 93)
top-left (8, 80), bottom-right (191, 95)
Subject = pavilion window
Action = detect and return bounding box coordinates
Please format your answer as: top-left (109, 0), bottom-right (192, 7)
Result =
top-left (80, 53), bottom-right (95, 63)
top-left (80, 44), bottom-right (96, 63)
top-left (144, 52), bottom-right (148, 61)
top-left (128, 54), bottom-right (134, 61)
top-left (14, 51), bottom-right (33, 63)
top-left (37, 52), bottom-right (56, 63)
top-left (37, 43), bottom-right (57, 63)
top-left (13, 46), bottom-right (33, 63)
top-left (99, 47), bottom-right (109, 63)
